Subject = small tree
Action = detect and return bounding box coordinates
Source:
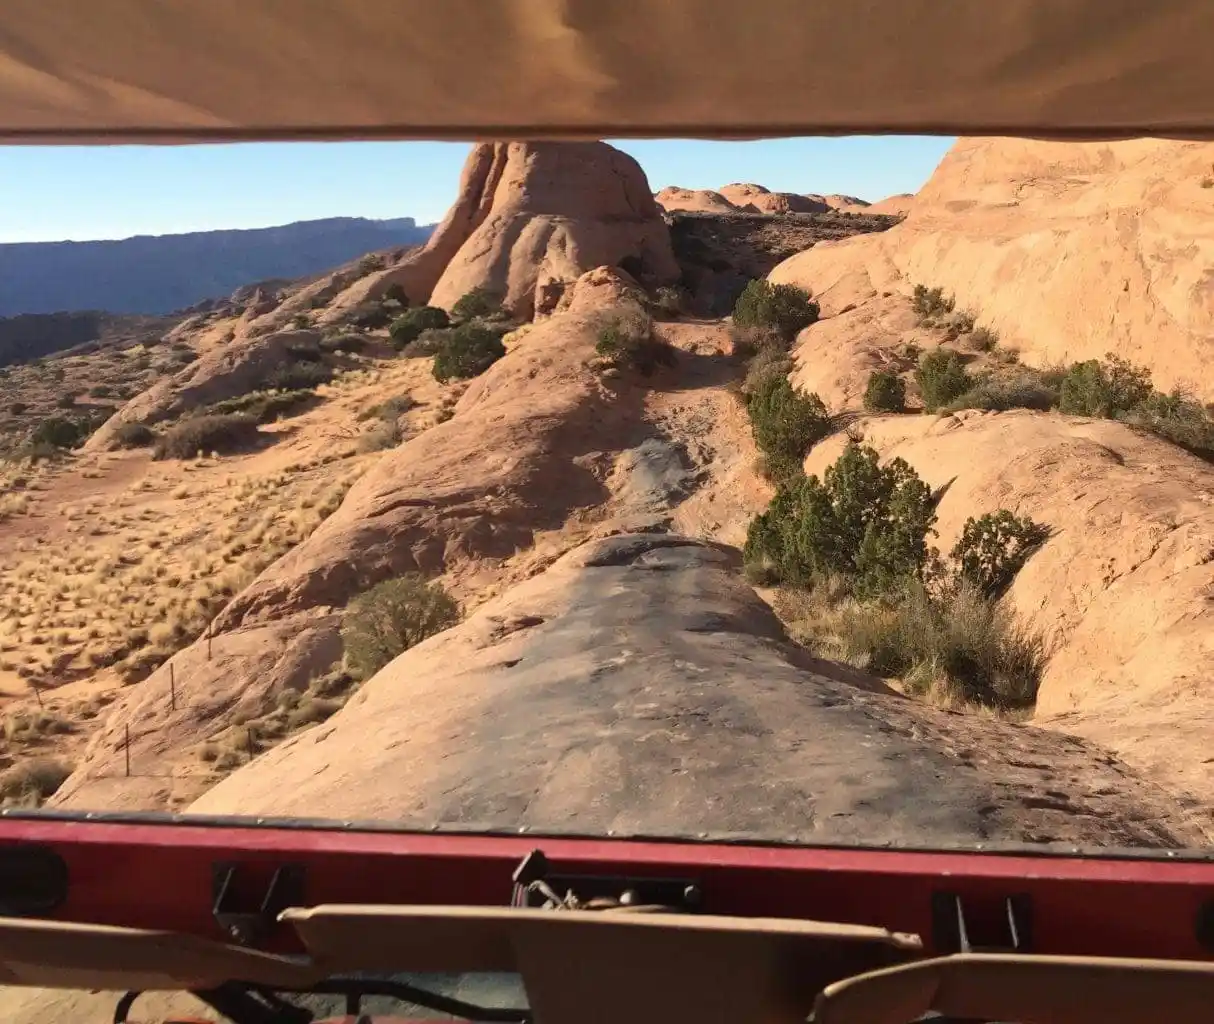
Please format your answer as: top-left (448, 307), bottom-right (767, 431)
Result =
top-left (112, 422), bottom-right (156, 449)
top-left (732, 280), bottom-right (820, 341)
top-left (747, 375), bottom-right (831, 481)
top-left (951, 510), bottom-right (1050, 598)
top-left (1058, 354), bottom-right (1154, 418)
top-left (451, 287), bottom-right (503, 321)
top-left (389, 306), bottom-right (450, 349)
top-left (916, 350), bottom-right (971, 412)
top-left (432, 323), bottom-right (507, 382)
top-left (744, 442), bottom-right (938, 597)
top-left (31, 416), bottom-right (86, 450)
top-left (341, 574), bottom-right (461, 680)
top-left (863, 370), bottom-right (907, 412)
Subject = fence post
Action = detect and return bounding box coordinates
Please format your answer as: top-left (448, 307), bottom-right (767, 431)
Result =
top-left (207, 630), bottom-right (213, 661)
top-left (124, 723), bottom-right (131, 777)
top-left (169, 662), bottom-right (176, 710)
top-left (31, 678), bottom-right (43, 707)
top-left (247, 728), bottom-right (255, 759)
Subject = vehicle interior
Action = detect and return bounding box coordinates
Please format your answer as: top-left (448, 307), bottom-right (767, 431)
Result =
top-left (0, 2), bottom-right (1211, 1021)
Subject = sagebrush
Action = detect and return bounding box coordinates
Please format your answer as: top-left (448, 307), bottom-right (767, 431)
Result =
top-left (341, 574), bottom-right (462, 680)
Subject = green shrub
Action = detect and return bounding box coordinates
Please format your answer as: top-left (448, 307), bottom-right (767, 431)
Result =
top-left (30, 415), bottom-right (87, 450)
top-left (340, 574), bottom-right (461, 680)
top-left (747, 374), bottom-right (831, 482)
top-left (405, 328), bottom-right (451, 357)
top-left (359, 395), bottom-right (415, 423)
top-left (319, 333), bottom-right (370, 354)
top-left (730, 325), bottom-right (787, 362)
top-left (345, 303), bottom-right (395, 330)
top-left (382, 283), bottom-right (409, 304)
top-left (152, 414), bottom-right (260, 460)
top-left (595, 314), bottom-right (675, 375)
top-left (56, 394), bottom-right (77, 409)
top-left (732, 280), bottom-right (820, 341)
top-left (1120, 388), bottom-right (1214, 461)
top-left (208, 388), bottom-right (316, 424)
top-left (389, 306), bottom-right (450, 349)
top-left (951, 510), bottom-right (1049, 598)
top-left (451, 287), bottom-right (503, 321)
top-left (911, 284), bottom-right (955, 322)
top-left (112, 422), bottom-right (157, 449)
top-left (7, 402), bottom-right (26, 416)
top-left (863, 370), bottom-right (907, 413)
top-left (744, 442), bottom-right (937, 597)
top-left (938, 371), bottom-right (1060, 414)
top-left (88, 384), bottom-right (114, 398)
top-left (916, 350), bottom-right (971, 412)
top-left (263, 361), bottom-right (333, 392)
top-left (741, 342), bottom-right (793, 399)
top-left (432, 323), bottom-right (507, 382)
top-left (1058, 354), bottom-right (1154, 418)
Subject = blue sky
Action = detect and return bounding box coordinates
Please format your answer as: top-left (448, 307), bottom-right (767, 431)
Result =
top-left (0, 137), bottom-right (954, 244)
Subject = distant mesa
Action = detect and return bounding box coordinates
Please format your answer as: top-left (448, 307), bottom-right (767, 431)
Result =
top-left (0, 216), bottom-right (435, 317)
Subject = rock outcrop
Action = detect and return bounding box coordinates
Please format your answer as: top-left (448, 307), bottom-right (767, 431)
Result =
top-left (655, 186), bottom-right (740, 215)
top-left (189, 532), bottom-right (1204, 849)
top-left (718, 183), bottom-right (830, 215)
top-left (51, 267), bottom-right (658, 809)
top-left (83, 329), bottom-right (321, 450)
top-left (770, 138), bottom-right (1214, 402)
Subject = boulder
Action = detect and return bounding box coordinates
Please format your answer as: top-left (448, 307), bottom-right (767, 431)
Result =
top-left (770, 138), bottom-right (1214, 401)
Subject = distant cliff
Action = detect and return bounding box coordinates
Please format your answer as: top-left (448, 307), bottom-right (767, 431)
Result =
top-left (0, 217), bottom-right (435, 316)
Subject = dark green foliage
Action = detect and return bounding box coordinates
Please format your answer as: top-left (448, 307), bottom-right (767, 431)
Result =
top-left (911, 284), bottom-right (955, 322)
top-left (915, 350), bottom-right (971, 411)
top-left (344, 302), bottom-right (395, 330)
top-left (951, 510), bottom-right (1050, 598)
top-left (291, 313), bottom-right (311, 330)
top-left (432, 323), bottom-right (507, 382)
top-left (938, 370), bottom-right (1061, 414)
top-left (595, 315), bottom-right (676, 376)
top-left (152, 414), bottom-right (260, 460)
top-left (55, 393), bottom-right (76, 409)
top-left (319, 333), bottom-right (369, 354)
top-left (732, 280), bottom-right (819, 341)
top-left (451, 288), bottom-right (503, 322)
top-left (382, 283), bottom-right (408, 304)
top-left (88, 384), bottom-right (114, 398)
top-left (863, 370), bottom-right (907, 412)
top-left (7, 402), bottom-right (26, 415)
top-left (207, 388), bottom-right (316, 424)
top-left (1058, 354), bottom-right (1154, 418)
top-left (1120, 388), bottom-right (1214, 462)
top-left (112, 422), bottom-right (157, 449)
top-left (405, 328), bottom-right (451, 357)
top-left (388, 306), bottom-right (450, 349)
top-left (340, 574), bottom-right (461, 680)
top-left (30, 415), bottom-right (87, 450)
top-left (747, 374), bottom-right (831, 481)
top-left (263, 360), bottom-right (333, 392)
top-left (744, 442), bottom-right (937, 597)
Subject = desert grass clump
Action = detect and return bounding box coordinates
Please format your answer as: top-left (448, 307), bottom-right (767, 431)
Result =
top-left (152, 414), bottom-right (260, 460)
top-left (341, 574), bottom-right (461, 680)
top-left (0, 757), bottom-right (73, 807)
top-left (112, 421), bottom-right (157, 448)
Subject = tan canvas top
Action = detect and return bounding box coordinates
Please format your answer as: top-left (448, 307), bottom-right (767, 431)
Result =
top-left (0, 0), bottom-right (1211, 143)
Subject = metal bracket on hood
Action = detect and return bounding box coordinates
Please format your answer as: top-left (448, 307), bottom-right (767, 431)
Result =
top-left (510, 848), bottom-right (702, 912)
top-left (932, 891), bottom-right (1032, 954)
top-left (211, 862), bottom-right (305, 946)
